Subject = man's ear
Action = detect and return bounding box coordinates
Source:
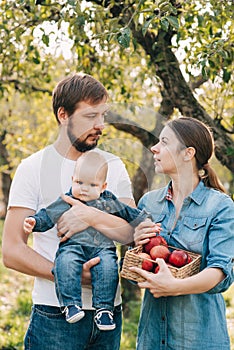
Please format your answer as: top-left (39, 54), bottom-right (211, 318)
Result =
top-left (184, 146), bottom-right (196, 161)
top-left (101, 182), bottom-right (108, 192)
top-left (57, 107), bottom-right (68, 124)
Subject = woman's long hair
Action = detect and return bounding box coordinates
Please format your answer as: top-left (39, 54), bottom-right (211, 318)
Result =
top-left (167, 117), bottom-right (226, 193)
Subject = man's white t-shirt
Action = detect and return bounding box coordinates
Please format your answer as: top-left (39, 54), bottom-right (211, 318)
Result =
top-left (8, 145), bottom-right (133, 308)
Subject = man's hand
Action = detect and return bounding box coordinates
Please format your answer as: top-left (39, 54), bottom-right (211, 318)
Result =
top-left (57, 194), bottom-right (92, 242)
top-left (82, 257), bottom-right (100, 285)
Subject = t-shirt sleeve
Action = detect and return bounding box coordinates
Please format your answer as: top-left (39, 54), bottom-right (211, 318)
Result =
top-left (107, 157), bottom-right (133, 199)
top-left (8, 158), bottom-right (39, 211)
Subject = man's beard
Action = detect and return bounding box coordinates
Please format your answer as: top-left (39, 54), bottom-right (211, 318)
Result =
top-left (67, 127), bottom-right (102, 153)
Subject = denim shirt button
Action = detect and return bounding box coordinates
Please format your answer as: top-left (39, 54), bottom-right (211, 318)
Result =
top-left (162, 340), bottom-right (165, 344)
top-left (162, 316), bottom-right (165, 321)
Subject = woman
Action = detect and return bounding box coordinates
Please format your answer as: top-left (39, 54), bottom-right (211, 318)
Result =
top-left (131, 117), bottom-right (234, 350)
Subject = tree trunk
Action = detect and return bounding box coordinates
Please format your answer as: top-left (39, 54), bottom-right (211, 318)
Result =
top-left (120, 245), bottom-right (142, 314)
top-left (0, 131), bottom-right (11, 217)
top-left (91, 0), bottom-right (234, 173)
top-left (132, 27), bottom-right (234, 172)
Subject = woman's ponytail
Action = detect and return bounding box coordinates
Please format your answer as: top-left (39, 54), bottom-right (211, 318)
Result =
top-left (202, 163), bottom-right (226, 193)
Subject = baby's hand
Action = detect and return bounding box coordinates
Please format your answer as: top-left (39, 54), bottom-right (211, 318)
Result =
top-left (23, 217), bottom-right (36, 235)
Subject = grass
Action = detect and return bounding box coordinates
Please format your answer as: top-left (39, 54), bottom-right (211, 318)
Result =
top-left (0, 219), bottom-right (234, 349)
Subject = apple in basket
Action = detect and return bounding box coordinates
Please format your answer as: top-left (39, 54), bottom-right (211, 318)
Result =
top-left (187, 254), bottom-right (193, 264)
top-left (154, 265), bottom-right (160, 274)
top-left (144, 234), bottom-right (168, 254)
top-left (154, 263), bottom-right (174, 274)
top-left (138, 252), bottom-right (154, 272)
top-left (168, 249), bottom-right (191, 267)
top-left (150, 245), bottom-right (171, 261)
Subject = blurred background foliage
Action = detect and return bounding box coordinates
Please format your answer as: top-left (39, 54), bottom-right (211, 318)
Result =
top-left (0, 0), bottom-right (233, 212)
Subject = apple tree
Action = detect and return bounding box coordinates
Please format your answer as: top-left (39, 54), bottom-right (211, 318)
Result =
top-left (0, 0), bottom-right (233, 213)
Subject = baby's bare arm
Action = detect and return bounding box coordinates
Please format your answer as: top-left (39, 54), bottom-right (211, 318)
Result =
top-left (23, 217), bottom-right (36, 235)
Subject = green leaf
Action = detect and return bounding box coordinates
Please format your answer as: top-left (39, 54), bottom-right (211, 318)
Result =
top-left (223, 69), bottom-right (231, 83)
top-left (75, 15), bottom-right (85, 27)
top-left (226, 147), bottom-right (234, 156)
top-left (166, 16), bottom-right (179, 30)
top-left (32, 57), bottom-right (40, 64)
top-left (197, 15), bottom-right (204, 27)
top-left (142, 16), bottom-right (155, 36)
top-left (201, 65), bottom-right (209, 79)
top-left (42, 34), bottom-right (49, 47)
top-left (158, 1), bottom-right (170, 10)
top-left (132, 37), bottom-right (138, 51)
top-left (160, 18), bottom-right (169, 32)
top-left (152, 41), bottom-right (157, 50)
top-left (208, 59), bottom-right (215, 68)
top-left (117, 36), bottom-right (130, 48)
top-left (117, 28), bottom-right (131, 48)
top-left (67, 0), bottom-right (76, 6)
top-left (200, 59), bottom-right (207, 67)
top-left (219, 50), bottom-right (229, 59)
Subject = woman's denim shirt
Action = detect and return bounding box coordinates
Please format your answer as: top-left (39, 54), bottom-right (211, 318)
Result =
top-left (137, 181), bottom-right (234, 349)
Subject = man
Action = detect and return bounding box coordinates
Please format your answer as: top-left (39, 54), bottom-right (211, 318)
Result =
top-left (2, 73), bottom-right (134, 350)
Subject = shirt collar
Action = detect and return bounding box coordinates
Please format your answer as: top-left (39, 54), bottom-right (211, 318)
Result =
top-left (164, 180), bottom-right (208, 205)
top-left (166, 183), bottom-right (173, 201)
top-left (189, 180), bottom-right (208, 205)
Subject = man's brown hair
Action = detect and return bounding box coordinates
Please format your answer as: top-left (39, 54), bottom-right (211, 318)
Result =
top-left (52, 74), bottom-right (108, 123)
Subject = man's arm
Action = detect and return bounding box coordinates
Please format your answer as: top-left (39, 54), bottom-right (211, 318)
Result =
top-left (57, 195), bottom-right (135, 244)
top-left (2, 206), bottom-right (99, 284)
top-left (2, 207), bottom-right (54, 280)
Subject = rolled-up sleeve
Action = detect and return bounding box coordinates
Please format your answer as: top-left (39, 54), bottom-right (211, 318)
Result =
top-left (206, 197), bottom-right (234, 293)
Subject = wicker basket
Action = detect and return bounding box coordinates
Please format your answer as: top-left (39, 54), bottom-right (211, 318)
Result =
top-left (121, 245), bottom-right (201, 282)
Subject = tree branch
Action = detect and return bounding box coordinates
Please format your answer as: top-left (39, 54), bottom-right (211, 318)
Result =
top-left (0, 79), bottom-right (52, 94)
top-left (106, 111), bottom-right (157, 146)
top-left (89, 0), bottom-right (234, 172)
top-left (189, 75), bottom-right (208, 90)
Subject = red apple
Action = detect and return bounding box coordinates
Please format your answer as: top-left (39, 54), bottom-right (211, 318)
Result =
top-left (167, 263), bottom-right (173, 267)
top-left (144, 235), bottom-right (168, 254)
top-left (138, 252), bottom-right (154, 271)
top-left (187, 254), bottom-right (192, 264)
top-left (154, 265), bottom-right (160, 274)
top-left (150, 245), bottom-right (171, 261)
top-left (168, 250), bottom-right (188, 267)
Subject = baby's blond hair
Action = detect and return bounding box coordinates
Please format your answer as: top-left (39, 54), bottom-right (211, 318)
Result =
top-left (74, 151), bottom-right (108, 183)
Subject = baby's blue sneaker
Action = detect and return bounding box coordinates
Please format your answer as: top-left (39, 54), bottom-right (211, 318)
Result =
top-left (64, 305), bottom-right (85, 323)
top-left (94, 309), bottom-right (116, 330)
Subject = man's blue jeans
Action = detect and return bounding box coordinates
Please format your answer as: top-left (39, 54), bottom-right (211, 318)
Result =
top-left (24, 304), bottom-right (122, 350)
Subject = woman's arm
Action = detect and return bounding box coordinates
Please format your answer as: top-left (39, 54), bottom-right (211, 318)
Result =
top-left (57, 195), bottom-right (134, 244)
top-left (130, 258), bottom-right (225, 298)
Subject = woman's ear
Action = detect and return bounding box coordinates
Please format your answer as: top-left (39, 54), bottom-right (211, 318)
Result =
top-left (57, 107), bottom-right (68, 124)
top-left (184, 146), bottom-right (196, 161)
